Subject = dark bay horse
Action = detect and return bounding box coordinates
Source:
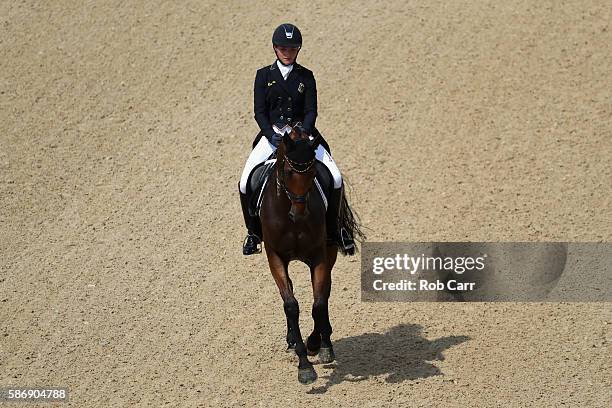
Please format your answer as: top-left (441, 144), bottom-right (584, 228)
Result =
top-left (259, 128), bottom-right (362, 384)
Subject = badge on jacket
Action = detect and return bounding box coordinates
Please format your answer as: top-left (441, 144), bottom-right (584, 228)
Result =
top-left (268, 80), bottom-right (276, 87)
top-left (298, 83), bottom-right (305, 93)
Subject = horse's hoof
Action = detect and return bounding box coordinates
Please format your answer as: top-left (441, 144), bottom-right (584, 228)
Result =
top-left (306, 346), bottom-right (319, 356)
top-left (319, 347), bottom-right (335, 364)
top-left (298, 366), bottom-right (317, 384)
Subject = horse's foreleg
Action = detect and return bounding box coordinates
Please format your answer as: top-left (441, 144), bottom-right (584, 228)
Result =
top-left (285, 277), bottom-right (296, 350)
top-left (309, 254), bottom-right (336, 363)
top-left (265, 249), bottom-right (316, 384)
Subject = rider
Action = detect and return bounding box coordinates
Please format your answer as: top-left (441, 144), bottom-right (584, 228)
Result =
top-left (239, 23), bottom-right (355, 255)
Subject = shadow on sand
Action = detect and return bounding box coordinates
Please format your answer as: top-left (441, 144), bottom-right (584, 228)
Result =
top-left (307, 323), bottom-right (469, 394)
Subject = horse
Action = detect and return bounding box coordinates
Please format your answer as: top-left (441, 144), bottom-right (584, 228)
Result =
top-left (258, 127), bottom-right (363, 384)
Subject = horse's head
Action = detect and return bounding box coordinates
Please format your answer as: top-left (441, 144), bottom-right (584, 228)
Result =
top-left (276, 127), bottom-right (319, 222)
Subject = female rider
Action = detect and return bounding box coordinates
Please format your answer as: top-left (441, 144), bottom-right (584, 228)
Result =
top-left (239, 23), bottom-right (354, 255)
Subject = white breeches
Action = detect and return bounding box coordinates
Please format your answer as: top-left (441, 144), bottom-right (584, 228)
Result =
top-left (239, 136), bottom-right (343, 194)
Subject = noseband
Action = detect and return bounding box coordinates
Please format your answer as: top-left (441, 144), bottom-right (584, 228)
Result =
top-left (276, 155), bottom-right (316, 204)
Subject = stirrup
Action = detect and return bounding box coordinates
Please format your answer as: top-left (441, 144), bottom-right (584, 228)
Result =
top-left (339, 228), bottom-right (355, 255)
top-left (242, 234), bottom-right (262, 255)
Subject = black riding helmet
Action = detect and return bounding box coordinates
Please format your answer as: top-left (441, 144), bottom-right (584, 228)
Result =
top-left (272, 23), bottom-right (302, 48)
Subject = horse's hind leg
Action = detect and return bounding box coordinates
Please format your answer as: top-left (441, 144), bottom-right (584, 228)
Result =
top-left (265, 249), bottom-right (316, 384)
top-left (306, 267), bottom-right (322, 356)
top-left (309, 247), bottom-right (337, 363)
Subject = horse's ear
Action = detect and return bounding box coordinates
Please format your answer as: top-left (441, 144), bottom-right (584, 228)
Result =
top-left (283, 133), bottom-right (294, 150)
top-left (294, 124), bottom-right (308, 139)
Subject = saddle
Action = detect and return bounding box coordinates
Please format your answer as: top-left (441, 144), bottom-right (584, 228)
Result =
top-left (246, 157), bottom-right (333, 217)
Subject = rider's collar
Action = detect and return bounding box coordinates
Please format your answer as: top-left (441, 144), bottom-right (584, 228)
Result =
top-left (276, 60), bottom-right (293, 80)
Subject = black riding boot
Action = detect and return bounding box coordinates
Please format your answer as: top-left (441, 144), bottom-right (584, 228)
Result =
top-left (327, 186), bottom-right (356, 255)
top-left (240, 191), bottom-right (262, 255)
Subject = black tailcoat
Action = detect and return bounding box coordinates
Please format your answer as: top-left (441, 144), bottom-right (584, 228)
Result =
top-left (251, 61), bottom-right (330, 153)
top-left (254, 61), bottom-right (317, 136)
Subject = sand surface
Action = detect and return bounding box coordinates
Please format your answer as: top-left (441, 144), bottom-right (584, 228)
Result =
top-left (1, 1), bottom-right (610, 406)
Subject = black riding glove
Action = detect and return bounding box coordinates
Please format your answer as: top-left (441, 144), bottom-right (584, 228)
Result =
top-left (267, 132), bottom-right (283, 147)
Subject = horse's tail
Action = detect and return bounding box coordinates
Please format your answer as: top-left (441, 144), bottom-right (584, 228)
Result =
top-left (339, 180), bottom-right (366, 254)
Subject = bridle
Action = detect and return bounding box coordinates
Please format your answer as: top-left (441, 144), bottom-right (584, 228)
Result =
top-left (276, 153), bottom-right (316, 205)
